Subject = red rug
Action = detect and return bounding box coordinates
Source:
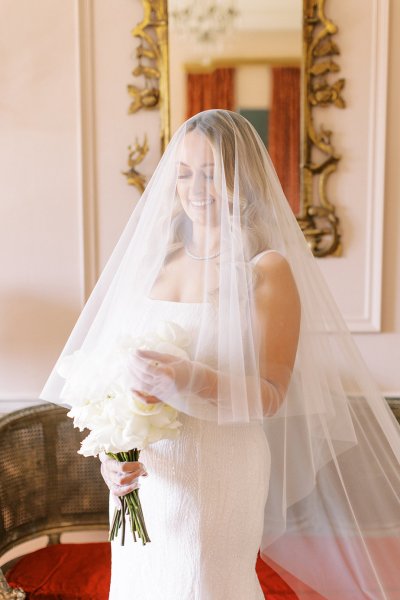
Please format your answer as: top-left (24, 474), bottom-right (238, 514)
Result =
top-left (6, 543), bottom-right (303, 599)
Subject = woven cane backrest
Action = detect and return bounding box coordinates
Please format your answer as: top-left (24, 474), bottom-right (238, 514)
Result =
top-left (0, 404), bottom-right (108, 557)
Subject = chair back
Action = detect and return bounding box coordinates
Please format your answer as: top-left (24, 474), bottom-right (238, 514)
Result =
top-left (0, 404), bottom-right (108, 558)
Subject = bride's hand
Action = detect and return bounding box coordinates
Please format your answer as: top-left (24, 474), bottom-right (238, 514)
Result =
top-left (128, 349), bottom-right (217, 404)
top-left (128, 349), bottom-right (190, 403)
top-left (99, 452), bottom-right (148, 508)
top-left (128, 349), bottom-right (165, 403)
top-left (133, 390), bottom-right (162, 405)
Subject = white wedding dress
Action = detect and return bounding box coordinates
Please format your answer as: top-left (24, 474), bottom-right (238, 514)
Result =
top-left (109, 254), bottom-right (272, 600)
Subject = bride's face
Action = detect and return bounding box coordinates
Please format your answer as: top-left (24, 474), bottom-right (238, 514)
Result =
top-left (176, 130), bottom-right (221, 227)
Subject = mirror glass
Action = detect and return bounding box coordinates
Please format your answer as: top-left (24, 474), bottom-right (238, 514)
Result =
top-left (168, 0), bottom-right (302, 214)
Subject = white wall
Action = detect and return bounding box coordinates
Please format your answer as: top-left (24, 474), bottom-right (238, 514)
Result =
top-left (0, 0), bottom-right (399, 414)
top-left (377, 0), bottom-right (400, 387)
top-left (323, 0), bottom-right (400, 394)
top-left (0, 0), bottom-right (161, 412)
top-left (0, 0), bottom-right (83, 408)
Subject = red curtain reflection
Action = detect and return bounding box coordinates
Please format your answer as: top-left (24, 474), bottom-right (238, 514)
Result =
top-left (186, 68), bottom-right (235, 119)
top-left (268, 67), bottom-right (301, 214)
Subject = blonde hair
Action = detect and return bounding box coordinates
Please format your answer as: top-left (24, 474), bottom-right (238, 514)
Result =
top-left (179, 109), bottom-right (272, 260)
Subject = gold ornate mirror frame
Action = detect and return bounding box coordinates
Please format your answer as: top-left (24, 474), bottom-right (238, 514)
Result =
top-left (301, 0), bottom-right (345, 257)
top-left (124, 0), bottom-right (345, 257)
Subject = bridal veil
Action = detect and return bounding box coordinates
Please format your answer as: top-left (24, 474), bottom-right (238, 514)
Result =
top-left (41, 109), bottom-right (400, 599)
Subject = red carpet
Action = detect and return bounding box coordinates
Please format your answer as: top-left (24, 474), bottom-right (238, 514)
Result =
top-left (6, 543), bottom-right (303, 599)
top-left (7, 543), bottom-right (111, 600)
top-left (256, 554), bottom-right (300, 598)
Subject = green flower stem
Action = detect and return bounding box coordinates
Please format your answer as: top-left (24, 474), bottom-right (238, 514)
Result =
top-left (107, 449), bottom-right (151, 546)
top-left (121, 496), bottom-right (126, 545)
top-left (125, 492), bottom-right (150, 543)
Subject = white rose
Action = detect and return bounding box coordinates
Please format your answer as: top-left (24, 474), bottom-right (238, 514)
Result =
top-left (69, 320), bottom-right (189, 456)
top-left (68, 397), bottom-right (106, 431)
top-left (79, 424), bottom-right (142, 456)
top-left (129, 394), bottom-right (165, 416)
top-left (155, 321), bottom-right (191, 347)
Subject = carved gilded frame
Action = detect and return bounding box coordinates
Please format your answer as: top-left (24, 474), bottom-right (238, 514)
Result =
top-left (125, 0), bottom-right (345, 257)
top-left (122, 0), bottom-right (169, 192)
top-left (301, 0), bottom-right (345, 257)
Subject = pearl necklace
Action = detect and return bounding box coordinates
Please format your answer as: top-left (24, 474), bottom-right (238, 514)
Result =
top-left (184, 246), bottom-right (221, 260)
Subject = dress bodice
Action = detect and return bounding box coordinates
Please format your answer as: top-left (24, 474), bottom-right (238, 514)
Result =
top-left (127, 295), bottom-right (218, 368)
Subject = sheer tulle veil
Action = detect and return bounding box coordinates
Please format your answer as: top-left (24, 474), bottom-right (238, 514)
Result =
top-left (40, 109), bottom-right (400, 599)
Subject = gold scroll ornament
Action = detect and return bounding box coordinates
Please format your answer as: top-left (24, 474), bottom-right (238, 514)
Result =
top-left (123, 0), bottom-right (169, 192)
top-left (300, 0), bottom-right (346, 257)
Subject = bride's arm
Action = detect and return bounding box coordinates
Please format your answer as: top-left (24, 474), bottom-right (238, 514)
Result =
top-left (252, 251), bottom-right (301, 415)
top-left (171, 252), bottom-right (301, 415)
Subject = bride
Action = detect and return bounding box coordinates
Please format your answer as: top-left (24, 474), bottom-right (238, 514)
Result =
top-left (41, 110), bottom-right (400, 599)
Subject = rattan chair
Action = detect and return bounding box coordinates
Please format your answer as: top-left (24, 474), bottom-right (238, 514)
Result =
top-left (0, 403), bottom-right (109, 597)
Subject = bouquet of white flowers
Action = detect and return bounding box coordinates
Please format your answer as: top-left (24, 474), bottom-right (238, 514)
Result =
top-left (57, 320), bottom-right (191, 545)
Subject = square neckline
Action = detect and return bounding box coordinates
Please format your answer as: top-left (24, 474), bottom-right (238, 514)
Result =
top-left (146, 250), bottom-right (281, 304)
top-left (145, 296), bottom-right (209, 306)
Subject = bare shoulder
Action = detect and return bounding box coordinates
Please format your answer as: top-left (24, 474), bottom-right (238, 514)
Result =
top-left (254, 251), bottom-right (294, 286)
top-left (254, 250), bottom-right (288, 270)
top-left (253, 251), bottom-right (300, 307)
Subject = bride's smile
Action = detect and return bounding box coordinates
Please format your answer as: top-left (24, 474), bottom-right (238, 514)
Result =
top-left (189, 197), bottom-right (215, 207)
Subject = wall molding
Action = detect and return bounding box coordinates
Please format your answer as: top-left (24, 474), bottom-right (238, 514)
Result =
top-left (76, 0), bottom-right (98, 304)
top-left (345, 0), bottom-right (389, 333)
top-left (2, 395), bottom-right (399, 421)
top-left (0, 397), bottom-right (47, 415)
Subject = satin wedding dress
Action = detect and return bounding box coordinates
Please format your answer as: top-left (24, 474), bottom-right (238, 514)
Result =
top-left (108, 252), bottom-right (272, 600)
